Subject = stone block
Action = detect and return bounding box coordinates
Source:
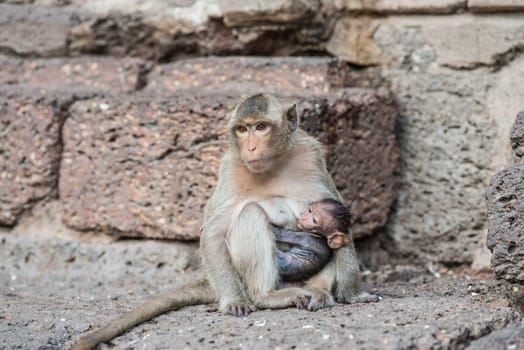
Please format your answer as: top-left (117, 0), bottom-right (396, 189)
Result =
top-left (469, 0), bottom-right (524, 12)
top-left (420, 14), bottom-right (524, 68)
top-left (60, 89), bottom-right (398, 240)
top-left (383, 68), bottom-right (498, 264)
top-left (0, 91), bottom-right (66, 225)
top-left (511, 110), bottom-right (524, 161)
top-left (300, 89), bottom-right (399, 238)
top-left (146, 56), bottom-right (353, 96)
top-left (67, 0), bottom-right (330, 60)
top-left (65, 1), bottom-right (233, 60)
top-left (486, 162), bottom-right (524, 283)
top-left (0, 4), bottom-right (72, 56)
top-left (0, 55), bottom-right (147, 93)
top-left (328, 14), bottom-right (524, 69)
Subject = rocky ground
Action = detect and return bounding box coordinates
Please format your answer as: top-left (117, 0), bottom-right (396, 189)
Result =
top-left (1, 223), bottom-right (522, 350)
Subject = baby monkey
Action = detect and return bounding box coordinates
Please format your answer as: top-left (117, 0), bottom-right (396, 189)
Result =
top-left (274, 198), bottom-right (352, 282)
top-left (297, 198), bottom-right (352, 249)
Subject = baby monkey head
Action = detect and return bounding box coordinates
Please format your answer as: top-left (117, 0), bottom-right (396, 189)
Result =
top-left (297, 198), bottom-right (352, 249)
top-left (228, 93), bottom-right (298, 174)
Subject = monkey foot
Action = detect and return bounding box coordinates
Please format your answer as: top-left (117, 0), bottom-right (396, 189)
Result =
top-left (307, 290), bottom-right (334, 311)
top-left (294, 293), bottom-right (312, 309)
top-left (226, 302), bottom-right (257, 317)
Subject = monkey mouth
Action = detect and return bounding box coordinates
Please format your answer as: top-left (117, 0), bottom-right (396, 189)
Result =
top-left (248, 159), bottom-right (266, 166)
top-left (246, 157), bottom-right (273, 172)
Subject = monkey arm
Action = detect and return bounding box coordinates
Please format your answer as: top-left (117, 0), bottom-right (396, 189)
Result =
top-left (301, 236), bottom-right (361, 307)
top-left (273, 226), bottom-right (332, 282)
top-left (200, 173), bottom-right (253, 315)
top-left (333, 243), bottom-right (361, 302)
top-left (311, 162), bottom-right (361, 303)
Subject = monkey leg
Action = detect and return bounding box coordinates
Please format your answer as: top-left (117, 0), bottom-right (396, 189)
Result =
top-left (273, 226), bottom-right (332, 282)
top-left (228, 202), bottom-right (279, 298)
top-left (227, 203), bottom-right (312, 310)
top-left (72, 279), bottom-right (215, 350)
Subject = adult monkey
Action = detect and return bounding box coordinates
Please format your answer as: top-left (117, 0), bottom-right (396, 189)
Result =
top-left (72, 94), bottom-right (361, 349)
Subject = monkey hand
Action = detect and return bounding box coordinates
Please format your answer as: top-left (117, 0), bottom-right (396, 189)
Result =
top-left (305, 288), bottom-right (334, 311)
top-left (221, 300), bottom-right (257, 317)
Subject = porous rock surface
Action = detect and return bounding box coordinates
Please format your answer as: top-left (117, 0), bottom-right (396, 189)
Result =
top-left (0, 55), bottom-right (147, 93)
top-left (60, 95), bottom-right (229, 240)
top-left (0, 91), bottom-right (67, 226)
top-left (0, 55), bottom-right (146, 226)
top-left (486, 162), bottom-right (524, 283)
top-left (511, 110), bottom-right (524, 161)
top-left (145, 56), bottom-right (352, 96)
top-left (486, 110), bottom-right (524, 284)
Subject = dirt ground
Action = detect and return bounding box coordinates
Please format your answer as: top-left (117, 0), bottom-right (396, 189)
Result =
top-left (1, 227), bottom-right (522, 350)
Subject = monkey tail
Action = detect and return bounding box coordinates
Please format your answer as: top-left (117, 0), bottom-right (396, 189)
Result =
top-left (71, 279), bottom-right (215, 350)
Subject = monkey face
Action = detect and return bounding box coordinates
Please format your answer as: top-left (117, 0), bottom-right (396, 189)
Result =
top-left (297, 203), bottom-right (340, 234)
top-left (297, 204), bottom-right (323, 232)
top-left (233, 119), bottom-right (275, 173)
top-left (228, 94), bottom-right (299, 174)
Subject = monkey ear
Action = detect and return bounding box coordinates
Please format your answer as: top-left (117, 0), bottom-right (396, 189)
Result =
top-left (285, 104), bottom-right (298, 132)
top-left (327, 232), bottom-right (351, 249)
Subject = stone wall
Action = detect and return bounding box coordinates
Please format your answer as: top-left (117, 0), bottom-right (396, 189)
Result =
top-left (0, 56), bottom-right (399, 242)
top-left (1, 0), bottom-right (523, 269)
top-left (486, 110), bottom-right (524, 284)
top-left (325, 1), bottom-right (524, 267)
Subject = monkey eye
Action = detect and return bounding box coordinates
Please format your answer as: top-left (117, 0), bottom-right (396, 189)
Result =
top-left (312, 217), bottom-right (317, 224)
top-left (255, 123), bottom-right (267, 131)
top-left (235, 125), bottom-right (248, 133)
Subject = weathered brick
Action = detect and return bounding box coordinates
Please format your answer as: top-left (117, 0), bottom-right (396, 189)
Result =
top-left (0, 91), bottom-right (66, 225)
top-left (145, 56), bottom-right (357, 96)
top-left (0, 55), bottom-right (147, 93)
